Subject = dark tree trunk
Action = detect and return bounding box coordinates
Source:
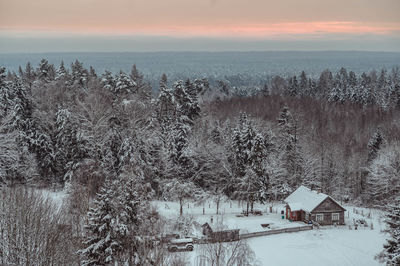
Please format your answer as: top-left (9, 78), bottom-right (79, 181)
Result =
top-left (179, 198), bottom-right (183, 216)
top-left (246, 198), bottom-right (249, 216)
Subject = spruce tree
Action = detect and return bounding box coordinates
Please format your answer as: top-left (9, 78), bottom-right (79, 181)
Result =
top-left (299, 71), bottom-right (308, 97)
top-left (55, 61), bottom-right (69, 81)
top-left (277, 105), bottom-right (303, 190)
top-left (24, 62), bottom-right (35, 88)
top-left (0, 67), bottom-right (13, 119)
top-left (365, 143), bottom-right (400, 206)
top-left (114, 71), bottom-right (137, 95)
top-left (80, 178), bottom-right (125, 266)
top-left (130, 64), bottom-right (151, 98)
top-left (184, 78), bottom-right (200, 121)
top-left (377, 198), bottom-right (400, 265)
top-left (101, 71), bottom-right (116, 91)
top-left (368, 129), bottom-right (384, 163)
top-left (37, 59), bottom-right (51, 83)
top-left (54, 108), bottom-right (88, 184)
top-left (156, 74), bottom-right (175, 127)
top-left (170, 115), bottom-right (191, 168)
top-left (71, 60), bottom-right (88, 87)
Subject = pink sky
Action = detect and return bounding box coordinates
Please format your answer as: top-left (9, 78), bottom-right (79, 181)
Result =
top-left (0, 0), bottom-right (399, 52)
top-left (1, 0), bottom-right (399, 37)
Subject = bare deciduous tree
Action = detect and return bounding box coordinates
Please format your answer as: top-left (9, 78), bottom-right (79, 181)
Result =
top-left (197, 221), bottom-right (257, 266)
top-left (0, 187), bottom-right (79, 265)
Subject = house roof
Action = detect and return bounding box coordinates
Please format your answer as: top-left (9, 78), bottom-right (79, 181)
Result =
top-left (284, 185), bottom-right (331, 213)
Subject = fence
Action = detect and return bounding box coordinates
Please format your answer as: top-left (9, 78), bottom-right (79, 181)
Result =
top-left (239, 225), bottom-right (313, 239)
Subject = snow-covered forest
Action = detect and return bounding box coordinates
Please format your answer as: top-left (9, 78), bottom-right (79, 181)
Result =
top-left (0, 59), bottom-right (399, 265)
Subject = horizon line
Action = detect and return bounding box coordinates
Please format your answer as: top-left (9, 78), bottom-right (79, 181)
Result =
top-left (2, 49), bottom-right (400, 55)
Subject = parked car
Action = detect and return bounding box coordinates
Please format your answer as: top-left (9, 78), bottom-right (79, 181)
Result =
top-left (167, 238), bottom-right (194, 252)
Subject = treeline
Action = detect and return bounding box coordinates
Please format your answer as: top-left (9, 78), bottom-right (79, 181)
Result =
top-left (0, 59), bottom-right (399, 202)
top-left (218, 67), bottom-right (400, 109)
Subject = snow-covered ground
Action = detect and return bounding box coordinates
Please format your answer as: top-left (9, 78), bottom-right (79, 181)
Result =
top-left (153, 200), bottom-right (387, 266)
top-left (38, 192), bottom-right (387, 266)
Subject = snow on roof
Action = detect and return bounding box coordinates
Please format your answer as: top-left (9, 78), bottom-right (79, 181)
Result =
top-left (284, 186), bottom-right (329, 213)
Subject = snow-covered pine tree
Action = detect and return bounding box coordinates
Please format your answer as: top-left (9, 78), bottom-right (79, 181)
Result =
top-left (329, 73), bottom-right (343, 103)
top-left (54, 108), bottom-right (88, 184)
top-left (194, 78), bottom-right (209, 96)
top-left (347, 71), bottom-right (359, 103)
top-left (130, 64), bottom-right (151, 99)
top-left (240, 113), bottom-right (254, 161)
top-left (231, 113), bottom-right (248, 179)
top-left (101, 70), bottom-right (116, 91)
top-left (89, 66), bottom-right (97, 78)
top-left (277, 105), bottom-right (304, 190)
top-left (287, 76), bottom-right (298, 97)
top-left (184, 78), bottom-right (201, 121)
top-left (317, 70), bottom-right (333, 99)
top-left (37, 59), bottom-right (51, 83)
top-left (80, 178), bottom-right (126, 266)
top-left (210, 121), bottom-right (223, 144)
top-left (10, 78), bottom-right (48, 157)
top-left (71, 60), bottom-right (88, 87)
top-left (22, 62), bottom-right (35, 89)
top-left (249, 133), bottom-right (268, 204)
top-left (156, 74), bottom-right (175, 130)
top-left (0, 116), bottom-right (37, 185)
top-left (130, 64), bottom-right (143, 85)
top-left (236, 167), bottom-right (259, 216)
top-left (360, 72), bottom-right (375, 106)
top-left (299, 71), bottom-right (308, 97)
top-left (170, 114), bottom-right (191, 169)
top-left (10, 78), bottom-right (34, 136)
top-left (230, 113), bottom-right (270, 206)
top-left (101, 125), bottom-right (123, 178)
top-left (339, 67), bottom-right (349, 101)
top-left (114, 71), bottom-right (137, 95)
top-left (367, 129), bottom-right (384, 163)
top-left (55, 60), bottom-right (69, 81)
top-left (376, 198), bottom-right (400, 265)
top-left (376, 69), bottom-right (389, 108)
top-left (0, 67), bottom-right (13, 119)
top-left (174, 80), bottom-right (193, 124)
top-left (117, 169), bottom-right (155, 265)
top-left (117, 137), bottom-right (136, 174)
top-left (365, 143), bottom-right (400, 206)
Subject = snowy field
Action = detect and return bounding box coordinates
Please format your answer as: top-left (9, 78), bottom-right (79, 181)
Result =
top-left (39, 191), bottom-right (387, 266)
top-left (153, 200), bottom-right (387, 266)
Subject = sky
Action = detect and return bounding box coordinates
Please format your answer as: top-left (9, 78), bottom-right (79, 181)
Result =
top-left (0, 0), bottom-right (399, 52)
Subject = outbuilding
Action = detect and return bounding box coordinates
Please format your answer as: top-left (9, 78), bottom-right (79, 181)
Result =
top-left (284, 186), bottom-right (346, 225)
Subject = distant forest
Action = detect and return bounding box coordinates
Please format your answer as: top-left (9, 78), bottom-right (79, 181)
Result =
top-left (2, 51), bottom-right (400, 89)
top-left (0, 59), bottom-right (399, 207)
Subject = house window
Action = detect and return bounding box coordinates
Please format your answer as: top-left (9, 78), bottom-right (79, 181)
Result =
top-left (316, 214), bottom-right (324, 222)
top-left (332, 213), bottom-right (340, 221)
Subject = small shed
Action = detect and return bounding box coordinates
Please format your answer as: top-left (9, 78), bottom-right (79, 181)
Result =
top-left (284, 186), bottom-right (346, 225)
top-left (201, 223), bottom-right (240, 242)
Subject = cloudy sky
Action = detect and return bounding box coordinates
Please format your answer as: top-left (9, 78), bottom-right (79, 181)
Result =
top-left (0, 0), bottom-right (399, 52)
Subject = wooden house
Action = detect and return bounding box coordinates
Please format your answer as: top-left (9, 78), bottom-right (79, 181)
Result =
top-left (284, 186), bottom-right (346, 225)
